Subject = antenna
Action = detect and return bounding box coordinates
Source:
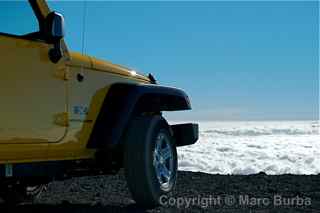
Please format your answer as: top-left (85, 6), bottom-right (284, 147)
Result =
top-left (80, 0), bottom-right (87, 75)
top-left (81, 0), bottom-right (87, 56)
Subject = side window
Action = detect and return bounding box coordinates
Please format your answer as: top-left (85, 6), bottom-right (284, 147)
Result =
top-left (0, 1), bottom-right (39, 36)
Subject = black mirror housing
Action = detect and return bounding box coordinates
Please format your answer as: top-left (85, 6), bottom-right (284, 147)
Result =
top-left (45, 12), bottom-right (65, 63)
top-left (51, 12), bottom-right (65, 39)
top-left (45, 12), bottom-right (65, 43)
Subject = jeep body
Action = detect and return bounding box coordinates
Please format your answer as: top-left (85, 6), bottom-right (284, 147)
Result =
top-left (0, 0), bottom-right (198, 205)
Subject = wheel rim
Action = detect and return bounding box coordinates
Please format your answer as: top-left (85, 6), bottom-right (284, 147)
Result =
top-left (153, 132), bottom-right (174, 191)
top-left (26, 185), bottom-right (46, 199)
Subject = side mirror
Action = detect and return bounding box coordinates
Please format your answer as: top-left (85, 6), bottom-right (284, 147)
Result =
top-left (46, 12), bottom-right (65, 63)
top-left (51, 12), bottom-right (65, 41)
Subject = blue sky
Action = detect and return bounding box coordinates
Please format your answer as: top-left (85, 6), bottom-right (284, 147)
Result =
top-left (1, 1), bottom-right (319, 121)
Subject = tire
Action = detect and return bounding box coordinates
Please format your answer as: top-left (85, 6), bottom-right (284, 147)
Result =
top-left (123, 115), bottom-right (177, 207)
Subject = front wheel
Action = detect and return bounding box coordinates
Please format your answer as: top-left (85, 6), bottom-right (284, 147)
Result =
top-left (123, 115), bottom-right (177, 207)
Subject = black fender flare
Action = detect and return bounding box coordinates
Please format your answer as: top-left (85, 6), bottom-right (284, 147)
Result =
top-left (87, 83), bottom-right (191, 148)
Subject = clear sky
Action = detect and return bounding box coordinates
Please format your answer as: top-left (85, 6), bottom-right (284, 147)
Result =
top-left (1, 1), bottom-right (319, 121)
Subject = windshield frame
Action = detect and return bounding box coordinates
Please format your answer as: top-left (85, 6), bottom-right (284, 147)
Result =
top-left (0, 0), bottom-right (47, 41)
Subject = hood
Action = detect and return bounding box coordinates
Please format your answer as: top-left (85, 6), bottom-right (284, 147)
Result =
top-left (66, 52), bottom-right (150, 83)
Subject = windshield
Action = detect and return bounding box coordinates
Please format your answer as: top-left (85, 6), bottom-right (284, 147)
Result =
top-left (0, 1), bottom-right (39, 36)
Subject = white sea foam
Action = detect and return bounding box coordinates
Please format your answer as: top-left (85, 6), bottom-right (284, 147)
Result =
top-left (176, 121), bottom-right (320, 175)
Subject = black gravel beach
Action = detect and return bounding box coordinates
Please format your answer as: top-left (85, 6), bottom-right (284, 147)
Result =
top-left (0, 170), bottom-right (319, 213)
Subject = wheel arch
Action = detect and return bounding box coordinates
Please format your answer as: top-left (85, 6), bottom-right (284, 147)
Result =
top-left (87, 83), bottom-right (191, 149)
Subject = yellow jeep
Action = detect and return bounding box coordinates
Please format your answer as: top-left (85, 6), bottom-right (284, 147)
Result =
top-left (0, 0), bottom-right (198, 206)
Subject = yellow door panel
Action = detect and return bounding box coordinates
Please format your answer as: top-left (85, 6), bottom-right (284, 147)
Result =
top-left (0, 35), bottom-right (67, 144)
top-left (47, 66), bottom-right (135, 160)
